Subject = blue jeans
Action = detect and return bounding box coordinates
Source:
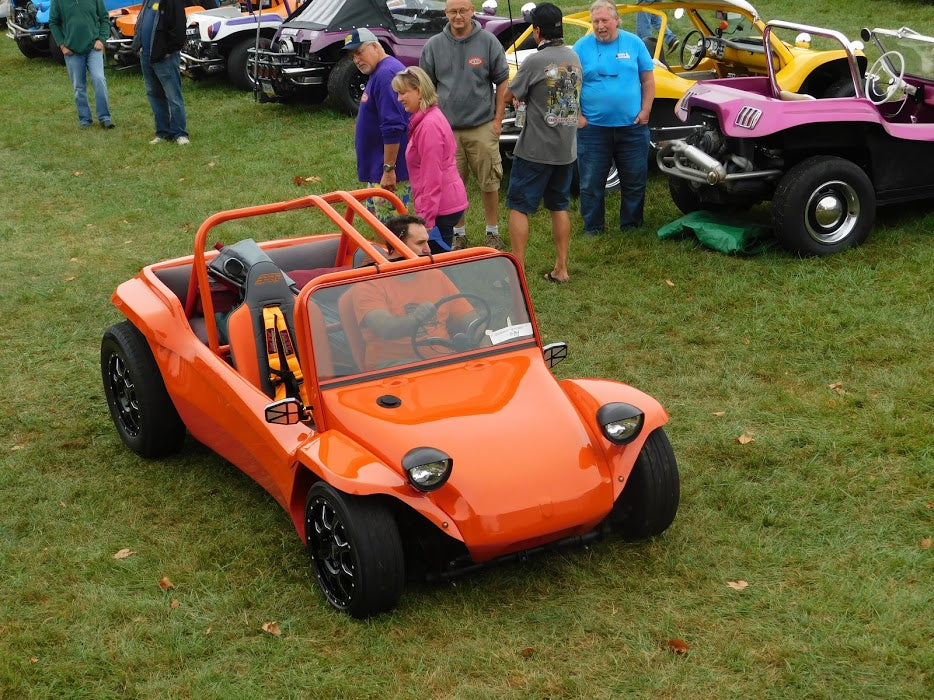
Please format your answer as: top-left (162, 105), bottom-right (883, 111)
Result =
top-left (141, 51), bottom-right (188, 139)
top-left (636, 0), bottom-right (677, 45)
top-left (577, 123), bottom-right (650, 232)
top-left (64, 49), bottom-right (111, 126)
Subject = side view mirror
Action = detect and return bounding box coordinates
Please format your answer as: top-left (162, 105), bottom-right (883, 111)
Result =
top-left (265, 397), bottom-right (304, 425)
top-left (521, 2), bottom-right (536, 23)
top-left (543, 341), bottom-right (568, 369)
top-left (673, 8), bottom-right (685, 20)
top-left (481, 0), bottom-right (498, 16)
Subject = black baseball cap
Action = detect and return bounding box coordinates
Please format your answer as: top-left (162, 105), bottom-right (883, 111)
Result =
top-left (530, 3), bottom-right (563, 30)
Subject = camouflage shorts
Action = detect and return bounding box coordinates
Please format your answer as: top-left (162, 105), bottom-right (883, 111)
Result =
top-left (365, 181), bottom-right (412, 223)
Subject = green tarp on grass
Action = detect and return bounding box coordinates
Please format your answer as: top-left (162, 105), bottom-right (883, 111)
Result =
top-left (658, 211), bottom-right (776, 255)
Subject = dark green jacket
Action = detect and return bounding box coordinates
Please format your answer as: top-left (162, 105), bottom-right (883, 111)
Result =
top-left (49, 0), bottom-right (110, 55)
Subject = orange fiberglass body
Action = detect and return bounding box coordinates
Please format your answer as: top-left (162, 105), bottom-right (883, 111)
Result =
top-left (102, 190), bottom-right (679, 617)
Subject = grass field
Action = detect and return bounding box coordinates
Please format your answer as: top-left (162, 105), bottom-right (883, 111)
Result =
top-left (0, 0), bottom-right (932, 697)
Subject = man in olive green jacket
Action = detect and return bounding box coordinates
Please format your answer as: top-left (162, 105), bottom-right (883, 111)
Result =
top-left (49, 0), bottom-right (114, 128)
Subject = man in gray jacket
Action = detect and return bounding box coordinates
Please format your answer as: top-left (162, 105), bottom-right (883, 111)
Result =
top-left (420, 0), bottom-right (509, 251)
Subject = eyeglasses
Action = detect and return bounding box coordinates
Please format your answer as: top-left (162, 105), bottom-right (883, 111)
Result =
top-left (444, 8), bottom-right (473, 17)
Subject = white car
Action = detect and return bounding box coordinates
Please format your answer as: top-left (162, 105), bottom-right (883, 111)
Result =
top-left (181, 0), bottom-right (298, 91)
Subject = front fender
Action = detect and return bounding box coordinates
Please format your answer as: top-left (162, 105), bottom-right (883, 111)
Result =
top-left (560, 378), bottom-right (669, 500)
top-left (290, 430), bottom-right (464, 543)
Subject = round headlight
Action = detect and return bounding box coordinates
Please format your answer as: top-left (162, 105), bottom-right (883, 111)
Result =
top-left (596, 402), bottom-right (644, 445)
top-left (402, 447), bottom-right (453, 492)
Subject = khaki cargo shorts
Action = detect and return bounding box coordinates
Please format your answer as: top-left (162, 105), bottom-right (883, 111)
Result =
top-left (454, 121), bottom-right (504, 193)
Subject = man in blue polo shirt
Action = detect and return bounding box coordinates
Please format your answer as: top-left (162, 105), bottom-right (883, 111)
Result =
top-left (342, 28), bottom-right (411, 222)
top-left (574, 0), bottom-right (655, 235)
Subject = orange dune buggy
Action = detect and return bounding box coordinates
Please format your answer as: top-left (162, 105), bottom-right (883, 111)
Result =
top-left (101, 190), bottom-right (679, 617)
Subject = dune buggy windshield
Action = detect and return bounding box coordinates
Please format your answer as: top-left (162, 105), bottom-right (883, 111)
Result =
top-left (874, 29), bottom-right (934, 80)
top-left (307, 256), bottom-right (535, 382)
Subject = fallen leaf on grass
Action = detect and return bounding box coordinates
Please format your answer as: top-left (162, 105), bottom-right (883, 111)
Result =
top-left (664, 278), bottom-right (675, 287)
top-left (113, 548), bottom-right (134, 560)
top-left (170, 599), bottom-right (180, 609)
top-left (11, 444), bottom-right (24, 451)
top-left (828, 381), bottom-right (844, 394)
top-left (927, 502), bottom-right (934, 509)
top-left (73, 171), bottom-right (83, 177)
top-left (712, 411), bottom-right (725, 417)
top-left (742, 336), bottom-right (751, 345)
top-left (293, 175), bottom-right (322, 186)
top-left (205, 627), bottom-right (212, 636)
top-left (159, 576), bottom-right (175, 591)
top-left (921, 537), bottom-right (931, 550)
top-left (58, 501), bottom-right (66, 508)
top-left (64, 276), bottom-right (76, 282)
top-left (727, 580), bottom-right (749, 591)
top-left (261, 622), bottom-right (282, 636)
top-left (207, 161), bottom-right (216, 167)
top-left (736, 433), bottom-right (755, 445)
top-left (666, 639), bottom-right (689, 655)
top-left (519, 647), bottom-right (535, 658)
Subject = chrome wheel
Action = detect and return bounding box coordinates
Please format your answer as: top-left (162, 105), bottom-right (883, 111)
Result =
top-left (804, 180), bottom-right (860, 245)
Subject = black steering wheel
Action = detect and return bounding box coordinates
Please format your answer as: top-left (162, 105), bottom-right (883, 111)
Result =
top-left (680, 30), bottom-right (708, 70)
top-left (411, 293), bottom-right (491, 360)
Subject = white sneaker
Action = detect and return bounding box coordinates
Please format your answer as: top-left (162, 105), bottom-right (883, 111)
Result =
top-left (149, 136), bottom-right (166, 144)
top-left (175, 136), bottom-right (190, 145)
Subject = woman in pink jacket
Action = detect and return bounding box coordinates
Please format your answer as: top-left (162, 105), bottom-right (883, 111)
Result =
top-left (391, 66), bottom-right (468, 252)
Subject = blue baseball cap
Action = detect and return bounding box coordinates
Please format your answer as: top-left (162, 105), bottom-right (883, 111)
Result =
top-left (342, 27), bottom-right (379, 51)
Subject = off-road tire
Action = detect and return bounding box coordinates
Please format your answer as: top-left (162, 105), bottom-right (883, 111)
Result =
top-left (610, 429), bottom-right (679, 540)
top-left (772, 155), bottom-right (875, 256)
top-left (305, 483), bottom-right (404, 618)
top-left (48, 35), bottom-right (65, 64)
top-left (327, 54), bottom-right (368, 116)
top-left (228, 36), bottom-right (271, 92)
top-left (101, 321), bottom-right (186, 458)
top-left (16, 37), bottom-right (48, 59)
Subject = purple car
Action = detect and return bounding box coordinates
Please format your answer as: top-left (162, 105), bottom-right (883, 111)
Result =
top-left (657, 21), bottom-right (934, 255)
top-left (249, 0), bottom-right (529, 115)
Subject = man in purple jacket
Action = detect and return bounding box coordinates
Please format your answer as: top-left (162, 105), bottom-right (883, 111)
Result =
top-left (343, 28), bottom-right (411, 221)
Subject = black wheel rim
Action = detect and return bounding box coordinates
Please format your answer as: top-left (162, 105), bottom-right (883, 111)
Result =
top-left (106, 352), bottom-right (141, 437)
top-left (306, 496), bottom-right (356, 609)
top-left (350, 72), bottom-right (367, 102)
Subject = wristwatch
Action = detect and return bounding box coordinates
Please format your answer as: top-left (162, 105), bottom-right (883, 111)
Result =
top-left (382, 163), bottom-right (396, 172)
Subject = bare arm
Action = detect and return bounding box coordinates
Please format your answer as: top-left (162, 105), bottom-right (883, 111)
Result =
top-left (493, 81), bottom-right (508, 136)
top-left (635, 70), bottom-right (655, 125)
top-left (363, 303), bottom-right (436, 340)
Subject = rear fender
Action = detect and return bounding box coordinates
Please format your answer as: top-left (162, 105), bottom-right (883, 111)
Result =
top-left (111, 276), bottom-right (194, 357)
top-left (289, 431), bottom-right (464, 543)
top-left (559, 379), bottom-right (669, 500)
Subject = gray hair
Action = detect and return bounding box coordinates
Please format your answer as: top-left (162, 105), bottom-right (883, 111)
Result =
top-left (589, 0), bottom-right (619, 18)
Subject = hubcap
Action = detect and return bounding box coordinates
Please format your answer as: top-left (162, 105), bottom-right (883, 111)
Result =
top-left (804, 180), bottom-right (860, 245)
top-left (107, 353), bottom-right (141, 436)
top-left (306, 497), bottom-right (355, 608)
